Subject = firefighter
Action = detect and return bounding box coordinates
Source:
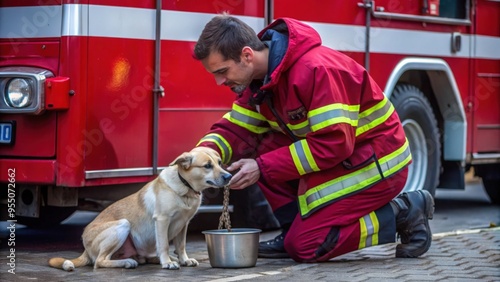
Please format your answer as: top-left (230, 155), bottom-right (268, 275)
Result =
top-left (193, 14), bottom-right (434, 262)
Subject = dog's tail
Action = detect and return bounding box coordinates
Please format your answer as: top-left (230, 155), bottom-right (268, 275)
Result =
top-left (48, 251), bottom-right (92, 271)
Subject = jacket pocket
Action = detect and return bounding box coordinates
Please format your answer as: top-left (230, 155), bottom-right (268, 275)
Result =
top-left (342, 143), bottom-right (377, 170)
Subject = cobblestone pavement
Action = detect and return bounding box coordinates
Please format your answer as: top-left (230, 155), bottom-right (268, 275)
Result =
top-left (2, 227), bottom-right (499, 282)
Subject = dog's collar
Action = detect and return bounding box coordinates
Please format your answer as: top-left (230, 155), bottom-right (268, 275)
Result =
top-left (178, 172), bottom-right (201, 195)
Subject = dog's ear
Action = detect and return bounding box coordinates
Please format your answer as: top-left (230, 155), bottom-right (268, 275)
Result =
top-left (170, 153), bottom-right (193, 169)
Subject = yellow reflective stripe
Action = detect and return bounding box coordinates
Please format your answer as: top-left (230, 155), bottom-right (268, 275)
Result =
top-left (298, 139), bottom-right (412, 217)
top-left (268, 120), bottom-right (310, 137)
top-left (290, 140), bottom-right (320, 175)
top-left (359, 216), bottom-right (368, 249)
top-left (356, 97), bottom-right (395, 136)
top-left (267, 120), bottom-right (282, 132)
top-left (381, 138), bottom-right (412, 178)
top-left (359, 211), bottom-right (380, 249)
top-left (289, 120), bottom-right (310, 137)
top-left (233, 103), bottom-right (268, 121)
top-left (309, 103), bottom-right (359, 132)
top-left (369, 212), bottom-right (379, 246)
top-left (196, 133), bottom-right (232, 164)
top-left (224, 113), bottom-right (269, 134)
top-left (224, 104), bottom-right (270, 134)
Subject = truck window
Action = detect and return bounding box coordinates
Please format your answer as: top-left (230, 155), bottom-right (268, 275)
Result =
top-left (439, 0), bottom-right (467, 19)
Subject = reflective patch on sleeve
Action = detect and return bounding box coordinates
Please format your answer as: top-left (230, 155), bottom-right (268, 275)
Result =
top-left (224, 104), bottom-right (270, 134)
top-left (308, 103), bottom-right (359, 132)
top-left (356, 97), bottom-right (395, 136)
top-left (197, 133), bottom-right (232, 164)
top-left (290, 139), bottom-right (320, 175)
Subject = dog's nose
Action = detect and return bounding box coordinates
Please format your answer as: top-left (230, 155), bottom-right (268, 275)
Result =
top-left (223, 173), bottom-right (232, 183)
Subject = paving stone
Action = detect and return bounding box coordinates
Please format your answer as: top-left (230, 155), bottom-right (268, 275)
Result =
top-left (1, 228), bottom-right (498, 282)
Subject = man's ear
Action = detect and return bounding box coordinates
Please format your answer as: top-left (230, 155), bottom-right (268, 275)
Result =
top-left (170, 152), bottom-right (193, 169)
top-left (241, 46), bottom-right (254, 63)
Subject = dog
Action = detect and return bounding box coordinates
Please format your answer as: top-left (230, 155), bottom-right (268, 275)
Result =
top-left (48, 147), bottom-right (232, 271)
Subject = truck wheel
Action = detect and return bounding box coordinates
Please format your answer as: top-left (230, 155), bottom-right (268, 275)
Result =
top-left (391, 84), bottom-right (441, 196)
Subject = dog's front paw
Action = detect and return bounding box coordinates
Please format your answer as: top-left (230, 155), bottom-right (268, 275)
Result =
top-left (162, 261), bottom-right (180, 270)
top-left (181, 258), bottom-right (199, 267)
top-left (124, 259), bottom-right (139, 269)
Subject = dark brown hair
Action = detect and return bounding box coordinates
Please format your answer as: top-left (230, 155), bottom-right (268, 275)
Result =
top-left (193, 14), bottom-right (265, 62)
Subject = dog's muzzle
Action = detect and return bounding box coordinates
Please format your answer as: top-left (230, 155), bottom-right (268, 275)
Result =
top-left (208, 172), bottom-right (232, 187)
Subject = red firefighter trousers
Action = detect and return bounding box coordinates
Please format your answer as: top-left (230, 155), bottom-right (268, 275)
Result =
top-left (253, 132), bottom-right (408, 262)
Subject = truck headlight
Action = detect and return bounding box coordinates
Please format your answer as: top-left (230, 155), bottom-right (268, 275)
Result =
top-left (0, 67), bottom-right (53, 114)
top-left (6, 78), bottom-right (33, 108)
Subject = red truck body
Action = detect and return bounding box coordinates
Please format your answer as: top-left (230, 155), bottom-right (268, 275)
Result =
top-left (1, 0), bottom-right (499, 225)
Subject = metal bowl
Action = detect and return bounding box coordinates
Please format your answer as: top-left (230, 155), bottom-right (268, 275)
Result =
top-left (202, 228), bottom-right (261, 268)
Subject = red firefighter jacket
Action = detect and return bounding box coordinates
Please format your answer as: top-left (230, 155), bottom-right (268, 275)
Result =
top-left (198, 18), bottom-right (412, 217)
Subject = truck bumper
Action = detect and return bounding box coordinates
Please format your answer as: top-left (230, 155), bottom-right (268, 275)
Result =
top-left (0, 159), bottom-right (56, 184)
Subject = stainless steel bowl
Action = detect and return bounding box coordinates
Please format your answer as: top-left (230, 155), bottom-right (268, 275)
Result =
top-left (202, 228), bottom-right (261, 268)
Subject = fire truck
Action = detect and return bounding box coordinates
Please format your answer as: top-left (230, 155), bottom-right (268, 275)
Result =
top-left (1, 0), bottom-right (499, 228)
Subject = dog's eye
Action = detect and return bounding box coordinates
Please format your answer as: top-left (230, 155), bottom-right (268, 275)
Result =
top-left (204, 163), bottom-right (213, 169)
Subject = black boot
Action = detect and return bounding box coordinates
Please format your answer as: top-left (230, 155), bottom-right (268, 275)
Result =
top-left (392, 190), bottom-right (434, 258)
top-left (258, 231), bottom-right (290, 258)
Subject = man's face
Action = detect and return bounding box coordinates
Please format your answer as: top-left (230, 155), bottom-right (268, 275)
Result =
top-left (201, 51), bottom-right (253, 94)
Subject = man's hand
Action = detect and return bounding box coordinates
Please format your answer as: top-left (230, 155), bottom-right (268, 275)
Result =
top-left (226, 159), bottom-right (261, 190)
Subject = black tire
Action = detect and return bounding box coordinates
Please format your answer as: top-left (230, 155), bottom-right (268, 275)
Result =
top-left (483, 179), bottom-right (500, 205)
top-left (474, 164), bottom-right (500, 205)
top-left (391, 84), bottom-right (441, 196)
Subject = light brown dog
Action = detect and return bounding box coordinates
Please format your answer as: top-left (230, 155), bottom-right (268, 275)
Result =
top-left (49, 147), bottom-right (231, 271)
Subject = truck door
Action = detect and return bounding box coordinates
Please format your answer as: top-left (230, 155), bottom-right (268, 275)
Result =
top-left (156, 1), bottom-right (267, 167)
top-left (470, 0), bottom-right (500, 156)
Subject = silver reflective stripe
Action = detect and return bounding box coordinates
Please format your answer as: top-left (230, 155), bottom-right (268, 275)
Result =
top-left (309, 108), bottom-right (358, 131)
top-left (306, 163), bottom-right (381, 204)
top-left (62, 4), bottom-right (88, 36)
top-left (305, 143), bottom-right (411, 207)
top-left (379, 148), bottom-right (408, 177)
top-left (269, 122), bottom-right (282, 132)
top-left (357, 99), bottom-right (393, 128)
top-left (293, 141), bottom-right (315, 174)
top-left (229, 110), bottom-right (269, 128)
top-left (291, 124), bottom-right (311, 137)
top-left (361, 213), bottom-right (376, 247)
